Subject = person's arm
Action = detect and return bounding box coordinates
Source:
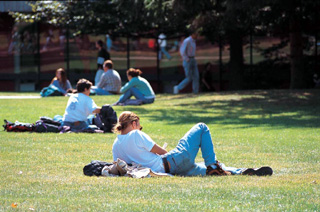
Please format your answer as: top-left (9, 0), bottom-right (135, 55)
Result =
top-left (150, 144), bottom-right (167, 155)
top-left (180, 40), bottom-right (189, 61)
top-left (120, 78), bottom-right (137, 93)
top-left (202, 78), bottom-right (211, 90)
top-left (92, 107), bottom-right (101, 114)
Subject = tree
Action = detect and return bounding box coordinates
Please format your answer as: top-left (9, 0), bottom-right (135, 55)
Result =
top-left (259, 0), bottom-right (320, 89)
top-left (171, 0), bottom-right (263, 90)
top-left (11, 0), bottom-right (186, 38)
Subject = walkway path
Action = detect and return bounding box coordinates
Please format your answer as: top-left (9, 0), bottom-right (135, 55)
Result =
top-left (0, 96), bottom-right (41, 99)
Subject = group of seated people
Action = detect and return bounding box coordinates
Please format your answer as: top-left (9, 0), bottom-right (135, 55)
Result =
top-left (50, 64), bottom-right (273, 178)
top-left (50, 59), bottom-right (155, 105)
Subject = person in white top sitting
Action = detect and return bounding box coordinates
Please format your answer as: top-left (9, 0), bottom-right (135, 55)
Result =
top-left (62, 78), bottom-right (101, 131)
top-left (112, 111), bottom-right (273, 176)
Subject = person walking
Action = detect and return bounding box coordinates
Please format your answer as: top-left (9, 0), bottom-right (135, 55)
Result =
top-left (158, 33), bottom-right (172, 60)
top-left (174, 32), bottom-right (199, 94)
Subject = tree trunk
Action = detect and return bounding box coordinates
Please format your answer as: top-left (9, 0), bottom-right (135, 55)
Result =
top-left (289, 15), bottom-right (305, 89)
top-left (228, 31), bottom-right (244, 90)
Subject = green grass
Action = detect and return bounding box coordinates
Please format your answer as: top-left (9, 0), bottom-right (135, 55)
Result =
top-left (1, 90), bottom-right (320, 211)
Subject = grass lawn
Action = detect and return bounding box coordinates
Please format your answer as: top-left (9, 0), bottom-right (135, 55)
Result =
top-left (1, 90), bottom-right (319, 211)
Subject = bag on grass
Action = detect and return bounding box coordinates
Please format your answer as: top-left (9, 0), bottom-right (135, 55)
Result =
top-left (39, 116), bottom-right (61, 126)
top-left (40, 84), bottom-right (63, 97)
top-left (83, 160), bottom-right (114, 176)
top-left (34, 120), bottom-right (60, 133)
top-left (3, 120), bottom-right (34, 132)
top-left (93, 104), bottom-right (117, 133)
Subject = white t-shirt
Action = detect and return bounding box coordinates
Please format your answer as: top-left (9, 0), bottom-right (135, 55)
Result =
top-left (158, 33), bottom-right (167, 47)
top-left (63, 93), bottom-right (98, 122)
top-left (112, 130), bottom-right (165, 173)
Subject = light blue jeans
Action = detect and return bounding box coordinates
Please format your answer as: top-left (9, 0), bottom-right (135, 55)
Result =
top-left (162, 123), bottom-right (243, 176)
top-left (158, 47), bottom-right (172, 60)
top-left (91, 87), bottom-right (113, 95)
top-left (177, 58), bottom-right (199, 94)
top-left (118, 87), bottom-right (154, 104)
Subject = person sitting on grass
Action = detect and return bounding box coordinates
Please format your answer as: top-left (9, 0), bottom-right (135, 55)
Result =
top-left (50, 68), bottom-right (72, 96)
top-left (112, 111), bottom-right (273, 176)
top-left (62, 79), bottom-right (101, 132)
top-left (113, 68), bottom-right (155, 105)
top-left (91, 60), bottom-right (121, 95)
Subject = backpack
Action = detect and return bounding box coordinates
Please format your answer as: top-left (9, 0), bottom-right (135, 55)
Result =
top-left (3, 120), bottom-right (34, 132)
top-left (83, 160), bottom-right (113, 176)
top-left (93, 104), bottom-right (117, 133)
top-left (39, 116), bottom-right (61, 126)
top-left (34, 120), bottom-right (61, 133)
top-left (40, 84), bottom-right (63, 97)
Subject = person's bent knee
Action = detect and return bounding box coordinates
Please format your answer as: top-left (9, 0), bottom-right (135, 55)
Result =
top-left (196, 122), bottom-right (208, 130)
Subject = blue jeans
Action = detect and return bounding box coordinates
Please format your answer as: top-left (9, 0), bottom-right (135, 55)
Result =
top-left (177, 58), bottom-right (199, 94)
top-left (118, 87), bottom-right (154, 104)
top-left (158, 47), bottom-right (172, 60)
top-left (91, 87), bottom-right (113, 95)
top-left (62, 121), bottom-right (89, 132)
top-left (162, 123), bottom-right (243, 176)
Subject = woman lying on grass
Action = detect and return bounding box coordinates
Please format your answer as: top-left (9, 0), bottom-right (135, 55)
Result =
top-left (112, 111), bottom-right (273, 176)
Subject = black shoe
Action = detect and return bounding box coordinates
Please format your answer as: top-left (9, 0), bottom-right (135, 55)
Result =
top-left (242, 166), bottom-right (273, 176)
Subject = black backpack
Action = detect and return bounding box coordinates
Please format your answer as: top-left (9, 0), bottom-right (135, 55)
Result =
top-left (34, 120), bottom-right (61, 133)
top-left (93, 104), bottom-right (117, 133)
top-left (83, 160), bottom-right (113, 176)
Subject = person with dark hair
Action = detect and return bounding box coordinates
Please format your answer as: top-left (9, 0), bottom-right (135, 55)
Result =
top-left (174, 32), bottom-right (199, 94)
top-left (50, 68), bottom-right (72, 96)
top-left (62, 79), bottom-right (101, 131)
top-left (112, 111), bottom-right (273, 176)
top-left (313, 73), bottom-right (320, 88)
top-left (201, 62), bottom-right (215, 92)
top-left (113, 68), bottom-right (155, 105)
top-left (91, 60), bottom-right (121, 95)
top-left (96, 40), bottom-right (110, 68)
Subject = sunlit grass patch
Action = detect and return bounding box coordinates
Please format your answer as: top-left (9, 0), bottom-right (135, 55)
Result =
top-left (1, 89), bottom-right (320, 211)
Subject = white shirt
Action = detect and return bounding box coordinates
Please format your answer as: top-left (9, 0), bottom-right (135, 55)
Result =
top-left (158, 33), bottom-right (167, 47)
top-left (63, 93), bottom-right (98, 122)
top-left (112, 130), bottom-right (165, 173)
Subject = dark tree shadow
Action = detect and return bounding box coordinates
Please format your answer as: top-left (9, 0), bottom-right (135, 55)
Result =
top-left (130, 90), bottom-right (320, 129)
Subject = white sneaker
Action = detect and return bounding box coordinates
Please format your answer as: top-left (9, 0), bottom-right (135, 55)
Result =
top-left (173, 85), bottom-right (179, 94)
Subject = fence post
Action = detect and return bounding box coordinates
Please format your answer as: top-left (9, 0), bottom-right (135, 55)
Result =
top-left (156, 34), bottom-right (160, 93)
top-left (66, 23), bottom-right (70, 79)
top-left (127, 35), bottom-right (130, 70)
top-left (36, 21), bottom-right (41, 90)
top-left (219, 34), bottom-right (222, 91)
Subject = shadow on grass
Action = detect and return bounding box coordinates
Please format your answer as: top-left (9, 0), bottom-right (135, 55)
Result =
top-left (134, 90), bottom-right (320, 128)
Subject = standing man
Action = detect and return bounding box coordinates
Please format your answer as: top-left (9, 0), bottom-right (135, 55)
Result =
top-left (96, 40), bottom-right (110, 69)
top-left (173, 32), bottom-right (199, 94)
top-left (91, 60), bottom-right (122, 95)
